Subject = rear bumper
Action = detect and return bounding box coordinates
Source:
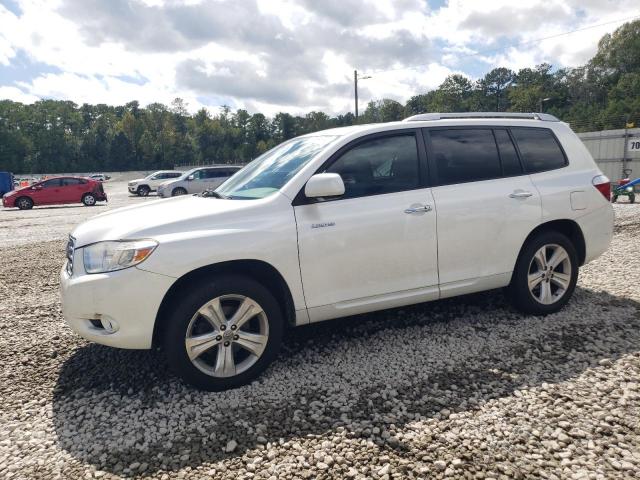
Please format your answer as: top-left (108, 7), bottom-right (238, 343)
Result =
top-left (576, 204), bottom-right (614, 264)
top-left (60, 264), bottom-right (175, 349)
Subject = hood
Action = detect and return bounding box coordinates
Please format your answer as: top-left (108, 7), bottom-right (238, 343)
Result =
top-left (128, 178), bottom-right (145, 183)
top-left (5, 185), bottom-right (30, 196)
top-left (158, 178), bottom-right (181, 187)
top-left (70, 194), bottom-right (278, 247)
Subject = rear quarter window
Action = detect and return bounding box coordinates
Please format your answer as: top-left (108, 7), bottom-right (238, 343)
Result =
top-left (511, 128), bottom-right (567, 173)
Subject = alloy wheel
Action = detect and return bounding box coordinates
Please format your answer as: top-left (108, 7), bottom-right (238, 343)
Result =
top-left (17, 198), bottom-right (31, 209)
top-left (185, 294), bottom-right (269, 378)
top-left (527, 243), bottom-right (572, 305)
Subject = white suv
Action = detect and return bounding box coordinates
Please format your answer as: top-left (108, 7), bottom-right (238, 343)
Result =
top-left (60, 113), bottom-right (614, 391)
top-left (128, 171), bottom-right (183, 196)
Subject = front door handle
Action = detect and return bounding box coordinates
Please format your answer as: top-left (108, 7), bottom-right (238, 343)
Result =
top-left (509, 190), bottom-right (533, 199)
top-left (404, 204), bottom-right (432, 214)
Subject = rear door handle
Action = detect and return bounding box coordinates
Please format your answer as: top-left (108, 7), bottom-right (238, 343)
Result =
top-left (509, 190), bottom-right (533, 199)
top-left (404, 204), bottom-right (432, 214)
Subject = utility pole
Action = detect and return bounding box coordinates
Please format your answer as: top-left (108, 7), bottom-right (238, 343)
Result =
top-left (354, 70), bottom-right (371, 120)
top-left (354, 70), bottom-right (358, 119)
top-left (622, 114), bottom-right (630, 177)
top-left (538, 97), bottom-right (551, 113)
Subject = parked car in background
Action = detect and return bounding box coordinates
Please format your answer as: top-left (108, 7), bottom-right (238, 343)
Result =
top-left (128, 170), bottom-right (183, 196)
top-left (89, 173), bottom-right (110, 182)
top-left (0, 172), bottom-right (14, 198)
top-left (3, 176), bottom-right (107, 210)
top-left (60, 113), bottom-right (613, 391)
top-left (157, 165), bottom-right (242, 197)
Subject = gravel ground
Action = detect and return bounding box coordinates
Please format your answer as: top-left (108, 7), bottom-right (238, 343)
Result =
top-left (0, 200), bottom-right (639, 480)
top-left (0, 180), bottom-right (156, 248)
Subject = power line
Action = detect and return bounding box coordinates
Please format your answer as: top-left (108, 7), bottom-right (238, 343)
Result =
top-left (360, 13), bottom-right (640, 77)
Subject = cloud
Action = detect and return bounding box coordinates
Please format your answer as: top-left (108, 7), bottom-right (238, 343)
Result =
top-left (460, 4), bottom-right (572, 39)
top-left (0, 0), bottom-right (638, 115)
top-left (298, 0), bottom-right (390, 27)
top-left (175, 58), bottom-right (306, 105)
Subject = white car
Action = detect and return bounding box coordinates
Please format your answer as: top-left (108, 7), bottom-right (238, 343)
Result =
top-left (128, 171), bottom-right (183, 196)
top-left (156, 166), bottom-right (242, 198)
top-left (60, 113), bottom-right (614, 391)
top-left (89, 174), bottom-right (109, 182)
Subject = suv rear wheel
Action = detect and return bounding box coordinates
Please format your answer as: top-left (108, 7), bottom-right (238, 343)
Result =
top-left (163, 275), bottom-right (283, 391)
top-left (508, 231), bottom-right (578, 315)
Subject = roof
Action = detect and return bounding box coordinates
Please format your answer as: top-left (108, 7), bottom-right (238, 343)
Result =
top-left (304, 112), bottom-right (563, 139)
top-left (404, 112), bottom-right (560, 122)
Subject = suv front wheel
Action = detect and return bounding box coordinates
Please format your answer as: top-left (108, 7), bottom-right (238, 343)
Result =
top-left (508, 231), bottom-right (579, 315)
top-left (163, 275), bottom-right (283, 391)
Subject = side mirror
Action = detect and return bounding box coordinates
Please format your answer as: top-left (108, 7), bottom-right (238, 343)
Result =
top-left (304, 173), bottom-right (345, 199)
top-left (187, 175), bottom-right (195, 181)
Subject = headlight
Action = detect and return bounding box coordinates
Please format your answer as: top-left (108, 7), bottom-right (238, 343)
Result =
top-left (626, 186), bottom-right (633, 192)
top-left (83, 240), bottom-right (158, 274)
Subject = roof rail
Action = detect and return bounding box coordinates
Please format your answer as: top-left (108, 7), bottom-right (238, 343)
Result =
top-left (403, 112), bottom-right (560, 122)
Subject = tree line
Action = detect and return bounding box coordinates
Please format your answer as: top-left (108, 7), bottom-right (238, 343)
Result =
top-left (1, 20), bottom-right (639, 174)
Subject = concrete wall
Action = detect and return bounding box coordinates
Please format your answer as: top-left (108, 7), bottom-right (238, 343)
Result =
top-left (578, 128), bottom-right (640, 181)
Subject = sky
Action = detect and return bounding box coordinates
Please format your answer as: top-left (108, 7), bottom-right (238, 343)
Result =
top-left (0, 0), bottom-right (639, 116)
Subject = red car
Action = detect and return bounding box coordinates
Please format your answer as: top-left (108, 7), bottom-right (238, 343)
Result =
top-left (2, 176), bottom-right (108, 210)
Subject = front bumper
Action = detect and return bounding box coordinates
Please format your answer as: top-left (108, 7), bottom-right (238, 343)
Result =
top-left (60, 262), bottom-right (175, 349)
top-left (2, 196), bottom-right (14, 208)
top-left (128, 185), bottom-right (137, 193)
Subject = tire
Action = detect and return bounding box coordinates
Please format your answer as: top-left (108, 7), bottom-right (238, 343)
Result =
top-left (508, 231), bottom-right (579, 315)
top-left (611, 195), bottom-right (618, 203)
top-left (82, 193), bottom-right (97, 206)
top-left (137, 185), bottom-right (150, 197)
top-left (162, 274), bottom-right (284, 391)
top-left (172, 187), bottom-right (188, 196)
top-left (629, 193), bottom-right (635, 204)
top-left (16, 197), bottom-right (33, 210)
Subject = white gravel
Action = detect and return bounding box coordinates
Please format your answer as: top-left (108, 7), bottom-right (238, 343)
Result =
top-left (0, 200), bottom-right (638, 480)
top-left (0, 180), bottom-right (155, 248)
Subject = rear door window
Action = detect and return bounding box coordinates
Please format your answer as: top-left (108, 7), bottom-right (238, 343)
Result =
top-left (429, 129), bottom-right (501, 185)
top-left (510, 128), bottom-right (567, 173)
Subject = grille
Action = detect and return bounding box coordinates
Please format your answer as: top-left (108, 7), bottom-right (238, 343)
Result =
top-left (66, 236), bottom-right (76, 276)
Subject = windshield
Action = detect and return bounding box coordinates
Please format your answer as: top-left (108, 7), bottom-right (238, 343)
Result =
top-left (216, 135), bottom-right (339, 200)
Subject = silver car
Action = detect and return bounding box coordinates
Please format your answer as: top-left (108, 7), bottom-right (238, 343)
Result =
top-left (157, 166), bottom-right (242, 198)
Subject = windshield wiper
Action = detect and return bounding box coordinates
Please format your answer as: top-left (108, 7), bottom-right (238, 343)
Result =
top-left (200, 189), bottom-right (229, 199)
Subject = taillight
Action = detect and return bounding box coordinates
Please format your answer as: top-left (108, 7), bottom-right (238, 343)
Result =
top-left (592, 174), bottom-right (610, 201)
